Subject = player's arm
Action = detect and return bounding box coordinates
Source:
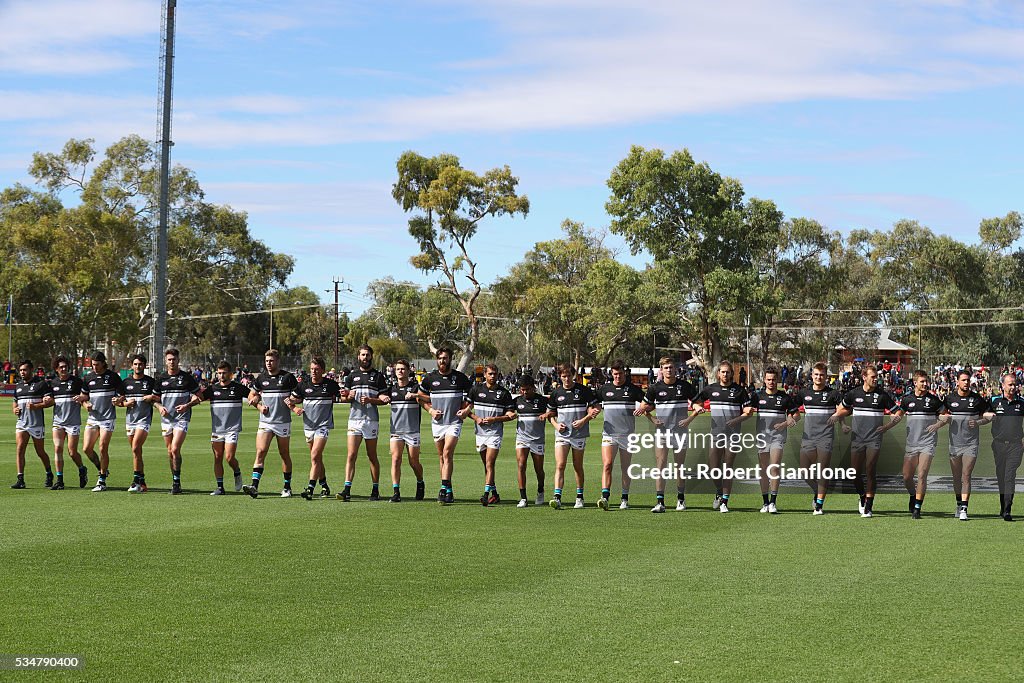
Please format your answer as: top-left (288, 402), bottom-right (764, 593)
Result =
top-left (877, 409), bottom-right (904, 434)
top-left (79, 389), bottom-right (93, 412)
top-left (727, 405), bottom-right (756, 428)
top-left (288, 389), bottom-right (304, 415)
top-left (418, 389), bottom-right (441, 420)
top-left (456, 399), bottom-right (472, 420)
top-left (926, 411), bottom-right (951, 433)
top-left (827, 404), bottom-right (851, 424)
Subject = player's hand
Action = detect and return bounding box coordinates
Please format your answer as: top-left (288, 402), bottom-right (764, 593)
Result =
top-left (925, 423), bottom-right (940, 434)
top-left (292, 406), bottom-right (304, 416)
top-left (175, 404), bottom-right (188, 414)
top-left (826, 415), bottom-right (839, 425)
top-left (841, 424), bottom-right (852, 434)
top-left (260, 403), bottom-right (269, 415)
top-left (247, 397), bottom-right (259, 407)
top-left (772, 420), bottom-right (788, 432)
top-left (158, 406), bottom-right (169, 417)
top-left (725, 417), bottom-right (742, 428)
top-left (652, 417), bottom-right (664, 427)
top-left (632, 407), bottom-right (646, 416)
top-left (967, 419), bottom-right (978, 429)
top-left (571, 418), bottom-right (587, 428)
top-left (126, 399), bottom-right (137, 409)
top-left (431, 408), bottom-right (442, 421)
top-left (456, 408), bottom-right (471, 420)
top-left (12, 405), bottom-right (21, 416)
top-left (556, 422), bottom-right (568, 433)
top-left (588, 406), bottom-right (601, 417)
top-left (378, 395), bottom-right (391, 404)
top-left (359, 395), bottom-right (370, 405)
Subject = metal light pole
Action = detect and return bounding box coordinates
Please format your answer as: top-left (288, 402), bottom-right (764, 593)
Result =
top-left (268, 301), bottom-right (274, 350)
top-left (150, 0), bottom-right (176, 364)
top-left (744, 314), bottom-right (751, 387)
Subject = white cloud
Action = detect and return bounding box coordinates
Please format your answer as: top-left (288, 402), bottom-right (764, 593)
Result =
top-left (0, 0), bottom-right (155, 74)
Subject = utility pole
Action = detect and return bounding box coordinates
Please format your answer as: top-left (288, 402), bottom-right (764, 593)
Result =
top-left (333, 277), bottom-right (341, 370)
top-left (150, 0), bottom-right (176, 363)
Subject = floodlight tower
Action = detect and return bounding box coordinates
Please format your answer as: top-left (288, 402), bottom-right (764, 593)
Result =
top-left (150, 0), bottom-right (176, 364)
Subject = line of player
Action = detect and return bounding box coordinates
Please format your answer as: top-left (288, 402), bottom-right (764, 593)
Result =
top-left (10, 350), bottom-right (1022, 520)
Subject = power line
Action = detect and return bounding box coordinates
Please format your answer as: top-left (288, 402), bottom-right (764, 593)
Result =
top-left (781, 305), bottom-right (1024, 313)
top-left (729, 319), bottom-right (1024, 332)
top-left (172, 303), bottom-right (324, 321)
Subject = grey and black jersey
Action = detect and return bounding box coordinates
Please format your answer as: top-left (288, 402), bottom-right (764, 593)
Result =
top-left (942, 391), bottom-right (989, 454)
top-left (155, 371), bottom-right (201, 423)
top-left (548, 382), bottom-right (600, 440)
top-left (386, 381), bottom-right (422, 435)
top-left (203, 380), bottom-right (247, 434)
top-left (643, 379), bottom-right (697, 434)
top-left (693, 383), bottom-right (752, 437)
top-left (121, 375), bottom-right (157, 426)
top-left (515, 393), bottom-right (549, 444)
top-left (344, 369), bottom-right (389, 423)
top-left (841, 387), bottom-right (897, 445)
top-left (420, 370), bottom-right (474, 426)
top-left (14, 379), bottom-right (52, 432)
top-left (49, 375), bottom-right (83, 427)
top-left (599, 382), bottom-right (646, 437)
top-left (292, 378), bottom-right (340, 431)
top-left (753, 390), bottom-right (800, 442)
top-left (990, 396), bottom-right (1024, 442)
top-left (470, 384), bottom-right (516, 438)
top-left (252, 372), bottom-right (298, 426)
top-left (83, 370), bottom-right (124, 423)
top-left (898, 392), bottom-right (942, 453)
top-left (793, 388), bottom-right (843, 446)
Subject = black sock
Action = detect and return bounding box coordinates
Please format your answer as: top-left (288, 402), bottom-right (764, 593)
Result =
top-left (865, 496), bottom-right (874, 512)
top-left (372, 482), bottom-right (379, 491)
top-left (283, 471), bottom-right (292, 488)
top-left (955, 494), bottom-right (962, 508)
top-left (232, 466), bottom-right (241, 476)
top-left (853, 475), bottom-right (865, 498)
top-left (1000, 494), bottom-right (1006, 514)
top-left (762, 492), bottom-right (770, 505)
top-left (133, 471), bottom-right (141, 484)
top-left (677, 491), bottom-right (685, 502)
top-left (520, 488), bottom-right (527, 499)
top-left (769, 492), bottom-right (777, 504)
top-left (252, 466), bottom-right (265, 489)
top-left (657, 490), bottom-right (665, 502)
top-left (319, 478), bottom-right (328, 487)
top-left (307, 479), bottom-right (316, 489)
top-left (961, 499), bottom-right (968, 510)
top-left (621, 493), bottom-right (629, 502)
top-left (172, 469), bottom-right (180, 482)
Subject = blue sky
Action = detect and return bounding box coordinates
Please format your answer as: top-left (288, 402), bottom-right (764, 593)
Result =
top-left (2, 0), bottom-right (1023, 316)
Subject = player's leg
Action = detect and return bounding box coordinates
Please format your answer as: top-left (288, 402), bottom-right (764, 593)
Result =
top-left (129, 428), bottom-right (150, 492)
top-left (432, 434), bottom-right (447, 502)
top-left (652, 445), bottom-right (668, 512)
top-left (243, 428), bottom-right (274, 498)
top-left (342, 432), bottom-right (363, 501)
top-left (96, 426), bottom-right (114, 481)
top-left (30, 435), bottom-right (52, 488)
top-left (950, 453), bottom-right (964, 512)
top-left (51, 428), bottom-right (66, 486)
top-left (481, 446), bottom-right (500, 505)
top-left (813, 447), bottom-right (833, 514)
top-left (223, 439), bottom-right (242, 491)
top-left (407, 443), bottom-right (424, 499)
top-left (302, 436), bottom-right (327, 500)
top-left (73, 429), bottom-right (98, 471)
top-left (719, 448), bottom-right (738, 512)
top-left (390, 437), bottom-right (404, 500)
top-left (363, 434), bottom-right (381, 500)
top-left (849, 446), bottom-right (867, 514)
top-left (515, 446), bottom-right (530, 506)
top-left (798, 447), bottom-right (816, 496)
top-left (211, 438), bottom-right (227, 494)
top-left (12, 430), bottom-right (30, 488)
top-left (709, 446), bottom-right (725, 509)
top-left (1003, 442), bottom-right (1022, 521)
top-left (673, 445), bottom-right (688, 510)
top-left (957, 454), bottom-right (978, 519)
top-left (275, 434), bottom-right (293, 496)
top-left (440, 434), bottom-right (458, 502)
top-left (167, 427), bottom-right (187, 494)
top-left (912, 452), bottom-right (934, 517)
top-left (767, 447), bottom-right (784, 512)
top-left (618, 444), bottom-right (633, 509)
top-left (571, 445), bottom-right (586, 508)
top-left (599, 441), bottom-right (616, 508)
top-left (550, 443), bottom-right (568, 508)
top-left (902, 453), bottom-right (919, 514)
top-left (531, 449), bottom-right (545, 505)
top-left (864, 448), bottom-right (881, 515)
top-left (83, 425), bottom-right (104, 488)
top-left (757, 449), bottom-right (771, 512)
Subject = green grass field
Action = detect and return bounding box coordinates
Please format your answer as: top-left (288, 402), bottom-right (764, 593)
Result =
top-left (1, 406), bottom-right (1022, 681)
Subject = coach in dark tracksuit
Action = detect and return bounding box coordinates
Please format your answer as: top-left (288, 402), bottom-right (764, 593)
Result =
top-left (985, 374), bottom-right (1024, 521)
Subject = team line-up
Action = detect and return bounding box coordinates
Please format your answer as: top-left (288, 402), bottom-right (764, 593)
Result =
top-left (9, 347), bottom-right (1024, 521)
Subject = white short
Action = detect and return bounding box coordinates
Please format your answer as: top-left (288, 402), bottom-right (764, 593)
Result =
top-left (211, 431), bottom-right (240, 444)
top-left (905, 450), bottom-right (935, 460)
top-left (52, 424), bottom-right (81, 437)
top-left (431, 423), bottom-right (462, 442)
top-left (949, 448), bottom-right (979, 459)
top-left (86, 417), bottom-right (116, 432)
top-left (555, 435), bottom-right (586, 451)
top-left (16, 426), bottom-right (45, 440)
top-left (161, 418), bottom-right (190, 437)
top-left (304, 427), bottom-right (330, 443)
top-left (515, 440), bottom-right (545, 456)
top-left (257, 423), bottom-right (291, 439)
top-left (476, 434), bottom-right (502, 451)
top-left (347, 419), bottom-right (379, 440)
top-left (601, 434), bottom-right (631, 450)
top-left (391, 433), bottom-right (421, 448)
top-left (126, 422), bottom-right (151, 436)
